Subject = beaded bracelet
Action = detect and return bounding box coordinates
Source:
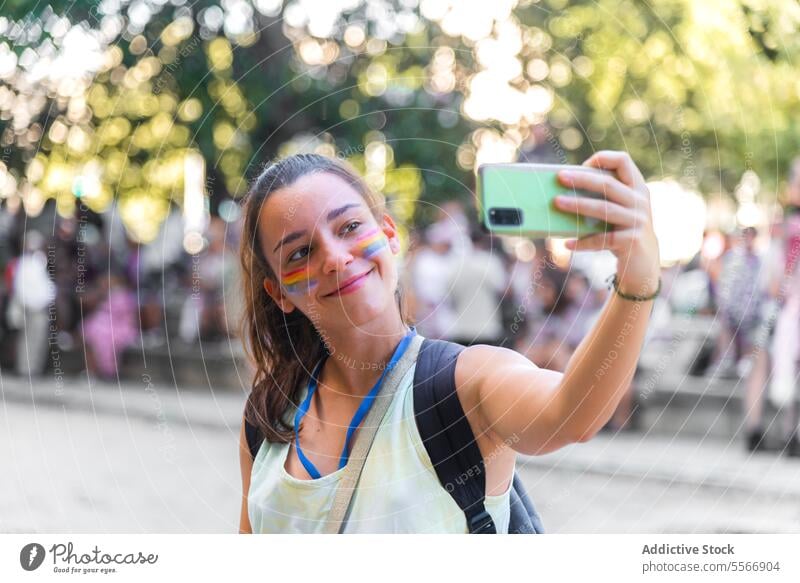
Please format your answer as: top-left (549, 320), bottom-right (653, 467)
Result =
top-left (607, 274), bottom-right (661, 302)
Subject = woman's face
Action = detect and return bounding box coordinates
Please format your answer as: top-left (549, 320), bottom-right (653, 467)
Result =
top-left (257, 171), bottom-right (401, 331)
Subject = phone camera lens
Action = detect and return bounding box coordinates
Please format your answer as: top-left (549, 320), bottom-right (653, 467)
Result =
top-left (488, 208), bottom-right (522, 226)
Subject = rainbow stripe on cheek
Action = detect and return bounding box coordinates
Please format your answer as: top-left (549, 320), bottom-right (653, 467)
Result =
top-left (280, 265), bottom-right (318, 295)
top-left (354, 227), bottom-right (388, 258)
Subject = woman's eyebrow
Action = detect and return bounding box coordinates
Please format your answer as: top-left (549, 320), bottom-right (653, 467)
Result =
top-left (326, 203), bottom-right (361, 222)
top-left (273, 230), bottom-right (306, 253)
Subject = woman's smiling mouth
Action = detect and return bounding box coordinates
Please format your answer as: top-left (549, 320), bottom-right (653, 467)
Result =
top-left (323, 267), bottom-right (375, 297)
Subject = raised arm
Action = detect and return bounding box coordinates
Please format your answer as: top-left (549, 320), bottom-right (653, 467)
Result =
top-left (457, 151), bottom-right (661, 455)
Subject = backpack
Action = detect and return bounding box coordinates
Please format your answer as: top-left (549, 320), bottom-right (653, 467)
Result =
top-left (243, 337), bottom-right (544, 534)
top-left (412, 338), bottom-right (543, 534)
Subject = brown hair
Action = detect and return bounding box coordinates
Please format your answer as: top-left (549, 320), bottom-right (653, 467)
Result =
top-left (239, 153), bottom-right (410, 444)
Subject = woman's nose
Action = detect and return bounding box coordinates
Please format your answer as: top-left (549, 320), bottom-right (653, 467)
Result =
top-left (320, 237), bottom-right (355, 275)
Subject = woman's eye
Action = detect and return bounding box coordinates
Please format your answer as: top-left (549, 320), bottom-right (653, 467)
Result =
top-left (343, 221), bottom-right (361, 234)
top-left (288, 246), bottom-right (310, 262)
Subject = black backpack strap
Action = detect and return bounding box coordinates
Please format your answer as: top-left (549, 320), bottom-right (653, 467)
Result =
top-left (412, 338), bottom-right (496, 534)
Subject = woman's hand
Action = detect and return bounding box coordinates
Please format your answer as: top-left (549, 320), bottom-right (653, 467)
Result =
top-left (554, 150), bottom-right (661, 296)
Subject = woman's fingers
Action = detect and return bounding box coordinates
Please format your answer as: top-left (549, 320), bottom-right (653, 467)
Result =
top-left (582, 150), bottom-right (646, 190)
top-left (554, 193), bottom-right (644, 229)
top-left (557, 168), bottom-right (642, 210)
top-left (564, 230), bottom-right (631, 252)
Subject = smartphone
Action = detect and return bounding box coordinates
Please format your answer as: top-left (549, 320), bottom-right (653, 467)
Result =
top-left (477, 163), bottom-right (613, 238)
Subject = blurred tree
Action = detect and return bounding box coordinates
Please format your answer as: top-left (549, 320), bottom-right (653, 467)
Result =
top-left (0, 0), bottom-right (798, 241)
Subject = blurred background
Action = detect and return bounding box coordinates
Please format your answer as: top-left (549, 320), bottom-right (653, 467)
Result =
top-left (1, 0), bottom-right (800, 534)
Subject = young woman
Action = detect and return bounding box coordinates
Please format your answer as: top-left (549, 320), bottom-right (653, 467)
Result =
top-left (238, 151), bottom-right (660, 533)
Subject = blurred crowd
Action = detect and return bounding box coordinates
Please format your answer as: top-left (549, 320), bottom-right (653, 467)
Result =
top-left (400, 158), bottom-right (800, 455)
top-left (0, 201), bottom-right (241, 381)
top-left (1, 158), bottom-right (799, 457)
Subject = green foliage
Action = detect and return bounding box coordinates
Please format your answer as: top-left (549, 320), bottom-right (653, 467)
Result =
top-left (1, 0), bottom-right (798, 240)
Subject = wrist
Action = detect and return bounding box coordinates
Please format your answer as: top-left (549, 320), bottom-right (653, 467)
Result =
top-left (610, 273), bottom-right (661, 301)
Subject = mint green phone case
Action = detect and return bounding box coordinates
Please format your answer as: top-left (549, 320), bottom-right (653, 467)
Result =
top-left (477, 163), bottom-right (612, 238)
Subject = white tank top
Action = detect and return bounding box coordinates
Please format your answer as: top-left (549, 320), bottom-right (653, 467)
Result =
top-left (247, 358), bottom-right (512, 533)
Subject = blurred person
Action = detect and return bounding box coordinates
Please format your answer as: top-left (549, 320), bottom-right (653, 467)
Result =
top-left (51, 216), bottom-right (82, 342)
top-left (179, 217), bottom-right (237, 342)
top-left (72, 223), bottom-right (110, 338)
top-left (710, 227), bottom-right (762, 379)
top-left (501, 250), bottom-right (532, 345)
top-left (6, 231), bottom-right (56, 376)
top-left (702, 230), bottom-right (732, 313)
top-left (138, 204), bottom-right (186, 344)
top-left (518, 264), bottom-right (576, 372)
top-left (221, 215), bottom-right (246, 338)
top-left (768, 159), bottom-right (800, 453)
top-left (79, 270), bottom-right (139, 381)
top-left (0, 199), bottom-right (16, 349)
top-left (515, 239), bottom-right (557, 318)
top-left (445, 231), bottom-right (507, 346)
top-left (200, 217), bottom-right (238, 338)
top-left (519, 123), bottom-right (563, 164)
top-left (496, 241), bottom-right (532, 346)
top-left (745, 157), bottom-right (800, 454)
top-left (669, 256), bottom-right (714, 315)
top-left (563, 270), bottom-right (600, 348)
top-left (432, 200), bottom-right (471, 256)
top-left (408, 222), bottom-right (456, 339)
top-left (237, 151), bottom-right (661, 533)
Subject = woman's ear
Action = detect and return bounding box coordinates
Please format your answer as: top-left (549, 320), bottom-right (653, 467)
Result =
top-left (263, 278), bottom-right (296, 314)
top-left (381, 213), bottom-right (401, 255)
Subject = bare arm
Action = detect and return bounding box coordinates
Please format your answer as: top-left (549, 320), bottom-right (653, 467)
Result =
top-left (458, 151), bottom-right (660, 454)
top-left (238, 417), bottom-right (253, 534)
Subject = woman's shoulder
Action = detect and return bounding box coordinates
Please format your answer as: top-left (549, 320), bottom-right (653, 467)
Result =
top-left (452, 344), bottom-right (527, 419)
top-left (455, 343), bottom-right (528, 376)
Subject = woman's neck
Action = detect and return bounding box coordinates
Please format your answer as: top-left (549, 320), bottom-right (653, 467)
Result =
top-left (316, 311), bottom-right (411, 400)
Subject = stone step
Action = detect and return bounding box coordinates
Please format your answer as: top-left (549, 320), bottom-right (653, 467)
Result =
top-left (635, 373), bottom-right (793, 444)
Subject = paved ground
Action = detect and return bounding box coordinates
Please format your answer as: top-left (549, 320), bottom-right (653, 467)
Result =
top-left (523, 434), bottom-right (800, 533)
top-left (2, 373), bottom-right (799, 533)
top-left (0, 373), bottom-right (245, 533)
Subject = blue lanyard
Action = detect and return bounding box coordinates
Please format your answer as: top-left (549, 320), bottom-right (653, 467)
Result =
top-left (293, 327), bottom-right (416, 479)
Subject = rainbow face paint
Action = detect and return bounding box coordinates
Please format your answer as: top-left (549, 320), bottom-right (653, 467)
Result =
top-left (280, 265), bottom-right (318, 295)
top-left (354, 227), bottom-right (388, 258)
